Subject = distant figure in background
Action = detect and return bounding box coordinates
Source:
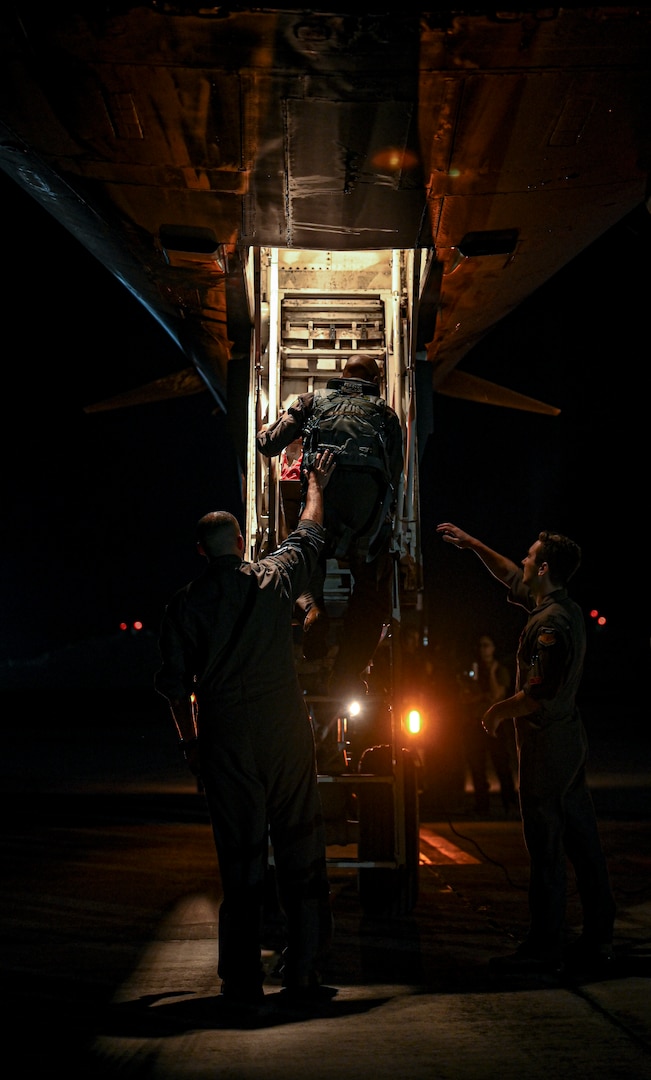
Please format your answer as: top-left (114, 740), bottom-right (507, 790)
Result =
top-left (400, 626), bottom-right (433, 692)
top-left (437, 521), bottom-right (615, 976)
top-left (458, 635), bottom-right (518, 815)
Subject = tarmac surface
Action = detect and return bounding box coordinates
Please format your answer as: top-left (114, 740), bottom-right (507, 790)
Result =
top-left (2, 684), bottom-right (650, 1079)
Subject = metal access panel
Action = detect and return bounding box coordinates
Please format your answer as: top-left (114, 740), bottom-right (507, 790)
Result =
top-left (282, 295), bottom-right (385, 351)
top-left (278, 293), bottom-right (386, 412)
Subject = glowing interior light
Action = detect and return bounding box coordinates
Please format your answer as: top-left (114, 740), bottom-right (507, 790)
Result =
top-left (406, 709), bottom-right (422, 735)
top-left (371, 147), bottom-right (419, 171)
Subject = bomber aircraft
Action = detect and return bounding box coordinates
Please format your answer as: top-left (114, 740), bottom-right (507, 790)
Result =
top-left (1, 5), bottom-right (649, 911)
top-left (1, 6), bottom-right (649, 439)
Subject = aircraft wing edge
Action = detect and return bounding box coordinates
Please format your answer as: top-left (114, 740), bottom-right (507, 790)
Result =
top-left (436, 368), bottom-right (561, 416)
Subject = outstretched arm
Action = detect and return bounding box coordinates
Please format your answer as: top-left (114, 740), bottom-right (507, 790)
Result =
top-left (301, 449), bottom-right (335, 526)
top-left (257, 398), bottom-right (310, 456)
top-left (436, 522), bottom-right (520, 585)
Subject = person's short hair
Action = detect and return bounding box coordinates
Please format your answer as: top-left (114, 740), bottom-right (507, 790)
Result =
top-left (537, 530), bottom-right (581, 584)
top-left (342, 353), bottom-right (381, 383)
top-left (196, 511), bottom-right (241, 558)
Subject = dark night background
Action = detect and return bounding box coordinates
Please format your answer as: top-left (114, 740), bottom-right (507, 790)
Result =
top-left (1, 169), bottom-right (649, 725)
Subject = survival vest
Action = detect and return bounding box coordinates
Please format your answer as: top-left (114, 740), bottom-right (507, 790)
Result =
top-left (301, 381), bottom-right (393, 485)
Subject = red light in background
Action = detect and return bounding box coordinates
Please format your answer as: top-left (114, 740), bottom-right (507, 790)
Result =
top-left (590, 609), bottom-right (599, 619)
top-left (132, 621), bottom-right (143, 632)
top-left (119, 621), bottom-right (128, 632)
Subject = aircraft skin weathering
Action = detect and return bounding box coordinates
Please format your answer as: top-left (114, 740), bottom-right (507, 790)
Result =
top-left (0, 4), bottom-right (649, 442)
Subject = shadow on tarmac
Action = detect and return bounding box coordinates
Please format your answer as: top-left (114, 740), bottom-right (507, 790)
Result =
top-left (2, 680), bottom-right (651, 1078)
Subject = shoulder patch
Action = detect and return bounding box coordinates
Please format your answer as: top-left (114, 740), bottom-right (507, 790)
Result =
top-left (537, 628), bottom-right (557, 647)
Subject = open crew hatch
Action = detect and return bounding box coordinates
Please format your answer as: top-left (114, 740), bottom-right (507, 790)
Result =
top-left (245, 247), bottom-right (428, 916)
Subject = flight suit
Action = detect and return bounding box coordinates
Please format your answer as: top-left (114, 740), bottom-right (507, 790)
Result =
top-left (257, 378), bottom-right (404, 687)
top-left (504, 570), bottom-right (615, 959)
top-left (155, 518), bottom-right (333, 994)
